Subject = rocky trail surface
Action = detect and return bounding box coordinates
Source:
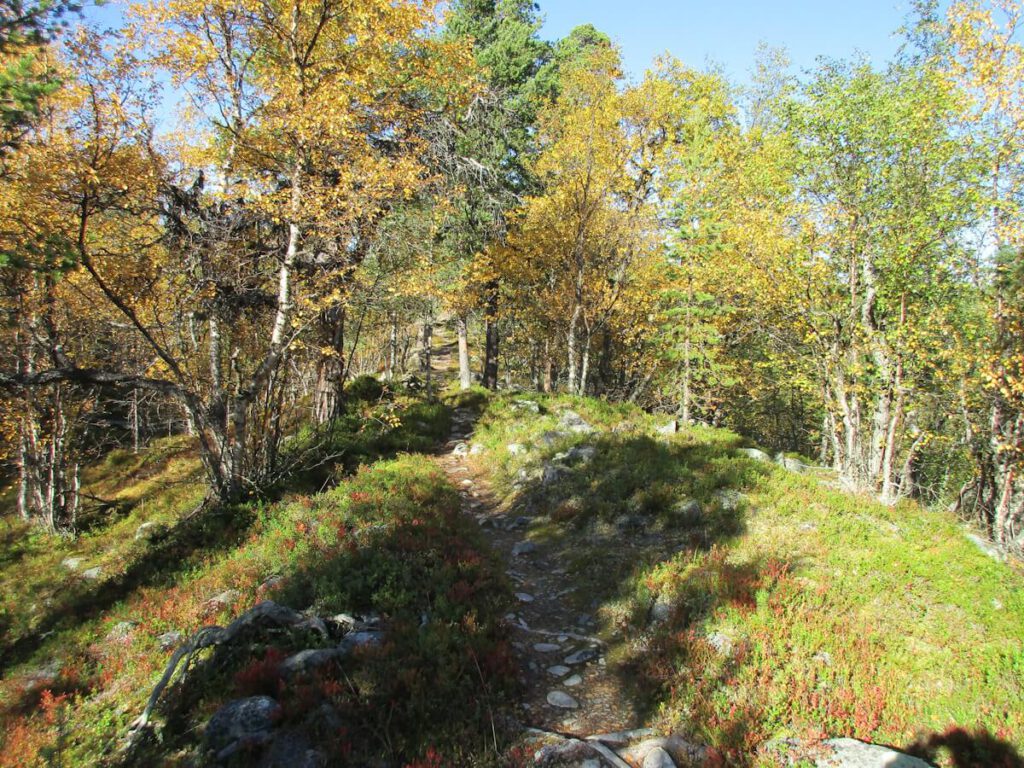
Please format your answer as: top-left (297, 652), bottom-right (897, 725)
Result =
top-left (433, 404), bottom-right (936, 768)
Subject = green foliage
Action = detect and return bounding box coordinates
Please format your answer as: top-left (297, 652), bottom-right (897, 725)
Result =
top-left (345, 374), bottom-right (387, 403)
top-left (469, 392), bottom-right (1024, 763)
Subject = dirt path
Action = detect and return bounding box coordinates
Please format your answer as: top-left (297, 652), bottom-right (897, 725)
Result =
top-left (435, 407), bottom-right (643, 740)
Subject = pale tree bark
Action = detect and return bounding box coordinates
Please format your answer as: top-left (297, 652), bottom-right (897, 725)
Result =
top-left (457, 314), bottom-right (471, 390)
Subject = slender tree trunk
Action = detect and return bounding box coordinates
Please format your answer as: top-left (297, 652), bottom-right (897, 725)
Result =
top-left (313, 305), bottom-right (345, 424)
top-left (542, 340), bottom-right (553, 393)
top-left (566, 304), bottom-right (581, 395)
top-left (578, 332), bottom-right (591, 396)
top-left (422, 322), bottom-right (433, 397)
top-left (482, 282), bottom-right (499, 390)
top-left (457, 314), bottom-right (471, 390)
top-left (387, 313), bottom-right (398, 382)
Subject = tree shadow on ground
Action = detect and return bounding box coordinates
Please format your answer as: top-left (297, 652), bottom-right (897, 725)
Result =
top-left (0, 399), bottom-right (453, 678)
top-left (904, 728), bottom-right (1024, 768)
top-left (120, 453), bottom-right (517, 767)
top-left (498, 422), bottom-right (776, 754)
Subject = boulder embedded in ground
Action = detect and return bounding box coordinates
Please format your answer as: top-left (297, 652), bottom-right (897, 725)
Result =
top-left (738, 447), bottom-right (772, 463)
top-left (539, 430), bottom-right (570, 447)
top-left (775, 453), bottom-right (808, 473)
top-left (650, 597), bottom-right (674, 624)
top-left (511, 399), bottom-right (541, 414)
top-left (534, 643), bottom-right (561, 653)
top-left (563, 674), bottom-right (582, 687)
top-left (513, 540), bottom-right (538, 557)
top-left (566, 445), bottom-right (596, 463)
top-left (135, 521), bottom-right (170, 541)
top-left (508, 443), bottom-right (527, 456)
top-left (61, 556), bottom-right (83, 571)
top-left (533, 738), bottom-right (593, 765)
top-left (964, 533), bottom-right (1005, 562)
top-left (643, 747), bottom-right (677, 768)
top-left (542, 464), bottom-right (567, 485)
top-left (564, 648), bottom-right (598, 665)
top-left (546, 690), bottom-right (579, 709)
top-left (452, 442), bottom-right (469, 456)
top-left (559, 411), bottom-right (595, 434)
top-left (106, 621), bottom-right (138, 642)
top-left (547, 665), bottom-right (570, 677)
top-left (814, 738), bottom-right (931, 767)
top-left (712, 489), bottom-right (743, 512)
top-left (469, 443), bottom-right (485, 456)
top-left (670, 498), bottom-right (702, 524)
top-left (206, 590), bottom-right (240, 611)
top-left (278, 647), bottom-right (345, 678)
top-left (204, 696), bottom-right (281, 756)
top-left (81, 566), bottom-right (103, 580)
top-left (158, 630), bottom-right (183, 650)
top-left (657, 420), bottom-right (678, 436)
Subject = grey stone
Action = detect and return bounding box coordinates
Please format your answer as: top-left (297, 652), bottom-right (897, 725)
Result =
top-left (61, 556), bottom-right (83, 571)
top-left (643, 747), bottom-right (677, 768)
top-left (338, 630), bottom-right (382, 654)
top-left (21, 660), bottom-right (62, 692)
top-left (559, 410), bottom-right (595, 434)
top-left (775, 453), bottom-right (808, 473)
top-left (712, 489), bottom-right (743, 512)
top-left (204, 696), bottom-right (281, 754)
top-left (512, 540), bottom-right (537, 557)
top-left (738, 447), bottom-right (772, 463)
top-left (106, 621), bottom-right (137, 642)
top-left (534, 643), bottom-right (561, 653)
top-left (452, 442), bottom-right (469, 456)
top-left (135, 521), bottom-right (167, 541)
top-left (564, 674), bottom-right (582, 687)
top-left (158, 630), bottom-right (183, 650)
top-left (278, 648), bottom-right (345, 678)
top-left (207, 589), bottom-right (240, 610)
top-left (566, 444), bottom-right (596, 463)
top-left (815, 738), bottom-right (931, 767)
top-left (469, 443), bottom-right (485, 456)
top-left (564, 648), bottom-right (598, 665)
top-left (516, 592), bottom-right (535, 603)
top-left (670, 498), bottom-right (702, 523)
top-left (539, 430), bottom-right (569, 447)
top-left (580, 760), bottom-right (602, 768)
top-left (965, 533), bottom-right (1005, 562)
top-left (81, 566), bottom-right (103, 580)
top-left (708, 632), bottom-right (733, 656)
top-left (542, 464), bottom-right (567, 485)
top-left (533, 739), bottom-right (592, 765)
top-left (650, 597), bottom-right (674, 624)
top-left (546, 691), bottom-right (579, 709)
top-left (547, 665), bottom-right (570, 677)
top-left (511, 399), bottom-right (541, 414)
top-left (656, 420), bottom-right (678, 436)
top-left (507, 443), bottom-right (526, 456)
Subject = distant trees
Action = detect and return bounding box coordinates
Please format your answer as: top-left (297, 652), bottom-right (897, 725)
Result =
top-left (0, 0), bottom-right (1022, 550)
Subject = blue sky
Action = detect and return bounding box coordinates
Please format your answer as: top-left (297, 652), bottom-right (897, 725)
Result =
top-left (80, 0), bottom-right (927, 94)
top-left (538, 0), bottom-right (919, 83)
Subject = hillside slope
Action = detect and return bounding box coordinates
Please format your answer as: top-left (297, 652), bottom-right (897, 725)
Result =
top-left (0, 389), bottom-right (1021, 767)
top-left (456, 392), bottom-right (1024, 767)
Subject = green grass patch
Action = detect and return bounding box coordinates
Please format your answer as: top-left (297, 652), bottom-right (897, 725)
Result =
top-left (467, 392), bottom-right (1024, 767)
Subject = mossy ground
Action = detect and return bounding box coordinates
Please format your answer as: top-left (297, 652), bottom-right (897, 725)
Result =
top-left (0, 395), bottom-right (518, 767)
top-left (1, 387), bottom-right (1022, 767)
top-left (464, 391), bottom-right (1024, 767)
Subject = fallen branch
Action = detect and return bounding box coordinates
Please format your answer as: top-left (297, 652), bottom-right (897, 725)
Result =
top-left (129, 601), bottom-right (313, 734)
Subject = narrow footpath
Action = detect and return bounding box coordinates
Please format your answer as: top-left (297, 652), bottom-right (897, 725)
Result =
top-left (436, 407), bottom-right (644, 739)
